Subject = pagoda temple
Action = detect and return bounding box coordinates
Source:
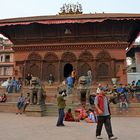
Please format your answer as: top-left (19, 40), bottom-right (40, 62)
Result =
top-left (0, 13), bottom-right (140, 84)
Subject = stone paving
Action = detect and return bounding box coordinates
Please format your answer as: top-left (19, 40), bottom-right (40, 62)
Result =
top-left (0, 113), bottom-right (139, 140)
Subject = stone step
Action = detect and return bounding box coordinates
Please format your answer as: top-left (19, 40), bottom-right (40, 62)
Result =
top-left (25, 104), bottom-right (47, 117)
top-left (5, 92), bottom-right (140, 105)
top-left (0, 102), bottom-right (17, 113)
top-left (2, 85), bottom-right (140, 103)
top-left (1, 86), bottom-right (140, 117)
top-left (6, 93), bottom-right (20, 102)
top-left (0, 102), bottom-right (140, 117)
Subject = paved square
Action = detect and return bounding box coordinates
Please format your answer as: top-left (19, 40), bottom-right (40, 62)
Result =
top-left (0, 113), bottom-right (139, 140)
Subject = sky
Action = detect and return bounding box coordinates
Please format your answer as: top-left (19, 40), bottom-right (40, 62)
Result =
top-left (0, 0), bottom-right (140, 20)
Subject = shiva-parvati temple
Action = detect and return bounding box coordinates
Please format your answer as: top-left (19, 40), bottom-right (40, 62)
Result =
top-left (0, 13), bottom-right (140, 85)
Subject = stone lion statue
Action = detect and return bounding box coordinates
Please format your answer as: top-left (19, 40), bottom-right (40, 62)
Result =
top-left (30, 77), bottom-right (46, 105)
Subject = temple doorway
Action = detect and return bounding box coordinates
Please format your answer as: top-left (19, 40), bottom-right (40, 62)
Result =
top-left (64, 63), bottom-right (73, 78)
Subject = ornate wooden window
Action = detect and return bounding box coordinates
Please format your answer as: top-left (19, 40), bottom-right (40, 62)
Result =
top-left (79, 63), bottom-right (91, 77)
top-left (28, 52), bottom-right (42, 60)
top-left (26, 52), bottom-right (41, 78)
top-left (46, 64), bottom-right (55, 78)
top-left (44, 52), bottom-right (58, 62)
top-left (29, 63), bottom-right (40, 77)
top-left (96, 50), bottom-right (111, 79)
top-left (96, 50), bottom-right (111, 61)
top-left (61, 52), bottom-right (76, 62)
top-left (79, 51), bottom-right (93, 62)
top-left (97, 63), bottom-right (109, 76)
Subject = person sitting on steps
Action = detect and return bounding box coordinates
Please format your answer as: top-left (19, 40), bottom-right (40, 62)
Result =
top-left (0, 93), bottom-right (7, 102)
top-left (16, 93), bottom-right (25, 114)
top-left (64, 108), bottom-right (75, 122)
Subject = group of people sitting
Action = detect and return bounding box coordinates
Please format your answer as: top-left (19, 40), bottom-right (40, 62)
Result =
top-left (1, 77), bottom-right (22, 93)
top-left (93, 83), bottom-right (129, 113)
top-left (64, 106), bottom-right (97, 123)
top-left (92, 81), bottom-right (140, 113)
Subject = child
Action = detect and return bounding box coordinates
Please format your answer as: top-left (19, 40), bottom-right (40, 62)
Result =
top-left (75, 104), bottom-right (87, 121)
top-left (85, 109), bottom-right (97, 123)
top-left (64, 108), bottom-right (75, 122)
top-left (119, 93), bottom-right (129, 112)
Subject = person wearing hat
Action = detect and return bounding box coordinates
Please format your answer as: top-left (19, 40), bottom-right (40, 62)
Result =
top-left (96, 83), bottom-right (102, 94)
top-left (56, 89), bottom-right (67, 127)
top-left (94, 87), bottom-right (117, 140)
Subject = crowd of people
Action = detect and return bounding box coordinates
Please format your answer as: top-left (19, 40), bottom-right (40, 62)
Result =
top-left (56, 78), bottom-right (140, 140)
top-left (1, 70), bottom-right (140, 139)
top-left (56, 84), bottom-right (118, 140)
top-left (91, 81), bottom-right (140, 113)
top-left (1, 77), bottom-right (22, 93)
top-left (0, 74), bottom-right (47, 114)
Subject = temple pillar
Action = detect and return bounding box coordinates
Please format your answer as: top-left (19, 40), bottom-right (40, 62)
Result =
top-left (58, 60), bottom-right (61, 82)
top-left (40, 60), bottom-right (43, 81)
top-left (60, 60), bottom-right (63, 82)
top-left (92, 59), bottom-right (96, 83)
top-left (23, 61), bottom-right (26, 81)
top-left (94, 59), bottom-right (98, 82)
top-left (77, 60), bottom-right (80, 79)
top-left (111, 59), bottom-right (115, 78)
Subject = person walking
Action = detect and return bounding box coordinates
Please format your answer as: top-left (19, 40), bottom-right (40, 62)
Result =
top-left (94, 88), bottom-right (117, 140)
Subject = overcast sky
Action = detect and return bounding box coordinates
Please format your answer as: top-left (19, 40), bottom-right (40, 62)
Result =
top-left (0, 0), bottom-right (140, 19)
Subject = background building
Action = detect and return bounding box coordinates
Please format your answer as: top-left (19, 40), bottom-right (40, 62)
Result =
top-left (127, 41), bottom-right (140, 84)
top-left (0, 37), bottom-right (14, 82)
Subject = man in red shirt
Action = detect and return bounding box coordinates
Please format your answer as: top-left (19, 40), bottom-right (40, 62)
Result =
top-left (94, 88), bottom-right (117, 140)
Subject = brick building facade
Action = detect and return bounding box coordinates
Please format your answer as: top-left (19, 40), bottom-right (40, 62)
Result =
top-left (0, 13), bottom-right (140, 84)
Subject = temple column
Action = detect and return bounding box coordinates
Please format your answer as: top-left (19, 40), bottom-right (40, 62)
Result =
top-left (76, 60), bottom-right (78, 81)
top-left (91, 59), bottom-right (95, 83)
top-left (40, 60), bottom-right (43, 81)
top-left (24, 61), bottom-right (26, 79)
top-left (94, 59), bottom-right (98, 82)
top-left (23, 60), bottom-right (26, 85)
top-left (77, 60), bottom-right (80, 78)
top-left (58, 60), bottom-right (61, 82)
top-left (111, 59), bottom-right (115, 78)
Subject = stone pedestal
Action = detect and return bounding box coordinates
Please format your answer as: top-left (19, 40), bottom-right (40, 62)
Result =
top-left (25, 104), bottom-right (46, 117)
